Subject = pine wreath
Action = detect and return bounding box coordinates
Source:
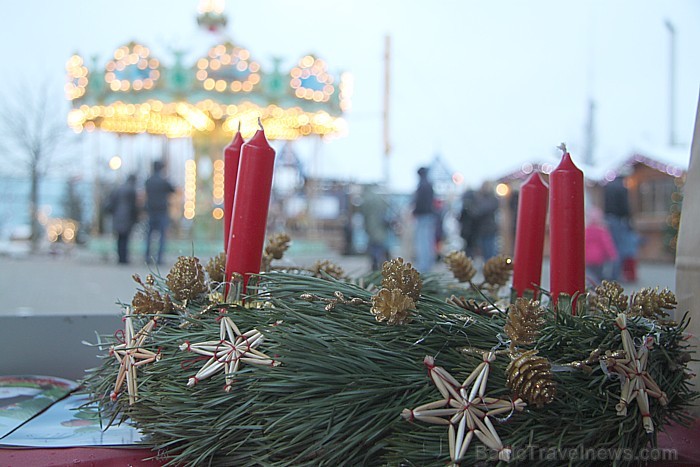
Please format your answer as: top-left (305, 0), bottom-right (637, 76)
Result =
top-left (81, 254), bottom-right (697, 467)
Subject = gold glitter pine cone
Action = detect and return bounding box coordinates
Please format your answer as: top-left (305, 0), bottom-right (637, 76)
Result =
top-left (506, 349), bottom-right (556, 408)
top-left (265, 232), bottom-right (291, 260)
top-left (370, 288), bottom-right (415, 325)
top-left (505, 298), bottom-right (545, 348)
top-left (629, 287), bottom-right (677, 320)
top-left (482, 255), bottom-right (513, 286)
top-left (381, 257), bottom-right (422, 302)
top-left (132, 288), bottom-right (172, 315)
top-left (444, 250), bottom-right (477, 283)
top-left (205, 252), bottom-right (226, 283)
top-left (166, 256), bottom-right (208, 301)
top-left (311, 260), bottom-right (345, 280)
top-left (589, 280), bottom-right (628, 313)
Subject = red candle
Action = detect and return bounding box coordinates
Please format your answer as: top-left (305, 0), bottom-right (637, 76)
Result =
top-left (549, 145), bottom-right (585, 311)
top-left (223, 125), bottom-right (245, 254)
top-left (512, 172), bottom-right (549, 297)
top-left (225, 121), bottom-right (276, 293)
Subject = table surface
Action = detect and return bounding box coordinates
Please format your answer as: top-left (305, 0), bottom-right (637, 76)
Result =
top-left (1, 421), bottom-right (698, 466)
top-left (0, 383), bottom-right (698, 466)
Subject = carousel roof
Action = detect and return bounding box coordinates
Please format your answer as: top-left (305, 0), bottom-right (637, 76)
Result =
top-left (65, 10), bottom-right (351, 141)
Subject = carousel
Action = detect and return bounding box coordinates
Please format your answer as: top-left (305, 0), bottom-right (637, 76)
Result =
top-left (64, 1), bottom-right (351, 231)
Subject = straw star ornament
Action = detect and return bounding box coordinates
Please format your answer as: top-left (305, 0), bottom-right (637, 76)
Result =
top-left (602, 313), bottom-right (668, 433)
top-left (179, 312), bottom-right (279, 391)
top-left (110, 307), bottom-right (162, 405)
top-left (402, 353), bottom-right (526, 464)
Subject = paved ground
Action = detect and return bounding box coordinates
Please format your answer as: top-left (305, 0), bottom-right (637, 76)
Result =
top-left (0, 246), bottom-right (369, 316)
top-left (0, 243), bottom-right (678, 316)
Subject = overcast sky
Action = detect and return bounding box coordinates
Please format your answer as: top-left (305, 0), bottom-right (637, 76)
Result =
top-left (0, 0), bottom-right (698, 192)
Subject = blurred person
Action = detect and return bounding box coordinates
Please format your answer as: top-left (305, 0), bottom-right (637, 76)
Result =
top-left (359, 184), bottom-right (390, 270)
top-left (508, 188), bottom-right (519, 251)
top-left (433, 198), bottom-right (446, 261)
top-left (603, 170), bottom-right (639, 282)
top-left (342, 209), bottom-right (354, 256)
top-left (472, 181), bottom-right (500, 261)
top-left (459, 188), bottom-right (477, 257)
top-left (585, 206), bottom-right (618, 284)
top-left (412, 166), bottom-right (436, 273)
top-left (144, 160), bottom-right (175, 266)
top-left (108, 174), bottom-right (139, 264)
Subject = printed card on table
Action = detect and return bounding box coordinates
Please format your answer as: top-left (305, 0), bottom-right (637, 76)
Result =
top-left (0, 375), bottom-right (78, 438)
top-left (0, 392), bottom-right (143, 447)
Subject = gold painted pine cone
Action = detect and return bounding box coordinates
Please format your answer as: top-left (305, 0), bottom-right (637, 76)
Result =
top-left (482, 255), bottom-right (513, 286)
top-left (370, 288), bottom-right (415, 325)
top-left (311, 260), bottom-right (345, 280)
top-left (444, 250), bottom-right (477, 283)
top-left (205, 252), bottom-right (226, 283)
top-left (446, 295), bottom-right (494, 315)
top-left (265, 232), bottom-right (291, 260)
top-left (506, 349), bottom-right (556, 408)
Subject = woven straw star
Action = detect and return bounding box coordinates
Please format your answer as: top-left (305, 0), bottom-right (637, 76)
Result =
top-left (110, 307), bottom-right (162, 405)
top-left (602, 313), bottom-right (668, 433)
top-left (402, 353), bottom-right (526, 464)
top-left (179, 313), bottom-right (279, 391)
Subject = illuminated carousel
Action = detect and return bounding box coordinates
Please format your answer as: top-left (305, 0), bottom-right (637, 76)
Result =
top-left (64, 1), bottom-right (351, 224)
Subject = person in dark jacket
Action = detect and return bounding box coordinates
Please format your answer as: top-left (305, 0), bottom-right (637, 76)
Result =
top-left (603, 172), bottom-right (639, 282)
top-left (471, 181), bottom-right (500, 261)
top-left (412, 167), bottom-right (436, 272)
top-left (359, 184), bottom-right (390, 270)
top-left (144, 160), bottom-right (175, 265)
top-left (109, 174), bottom-right (139, 264)
top-left (459, 189), bottom-right (477, 257)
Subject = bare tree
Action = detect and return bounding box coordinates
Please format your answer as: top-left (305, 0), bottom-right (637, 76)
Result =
top-left (0, 80), bottom-right (76, 252)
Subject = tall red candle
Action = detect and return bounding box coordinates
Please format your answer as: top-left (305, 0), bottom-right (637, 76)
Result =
top-left (512, 172), bottom-right (549, 297)
top-left (223, 125), bottom-right (245, 254)
top-left (225, 121), bottom-right (276, 292)
top-left (549, 145), bottom-right (585, 311)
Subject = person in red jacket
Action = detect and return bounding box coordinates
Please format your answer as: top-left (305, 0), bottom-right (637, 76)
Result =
top-left (585, 206), bottom-right (618, 285)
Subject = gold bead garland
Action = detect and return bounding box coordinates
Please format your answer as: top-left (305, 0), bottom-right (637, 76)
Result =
top-left (300, 290), bottom-right (370, 312)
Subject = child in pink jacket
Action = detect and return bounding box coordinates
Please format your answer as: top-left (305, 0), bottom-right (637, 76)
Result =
top-left (585, 207), bottom-right (618, 285)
